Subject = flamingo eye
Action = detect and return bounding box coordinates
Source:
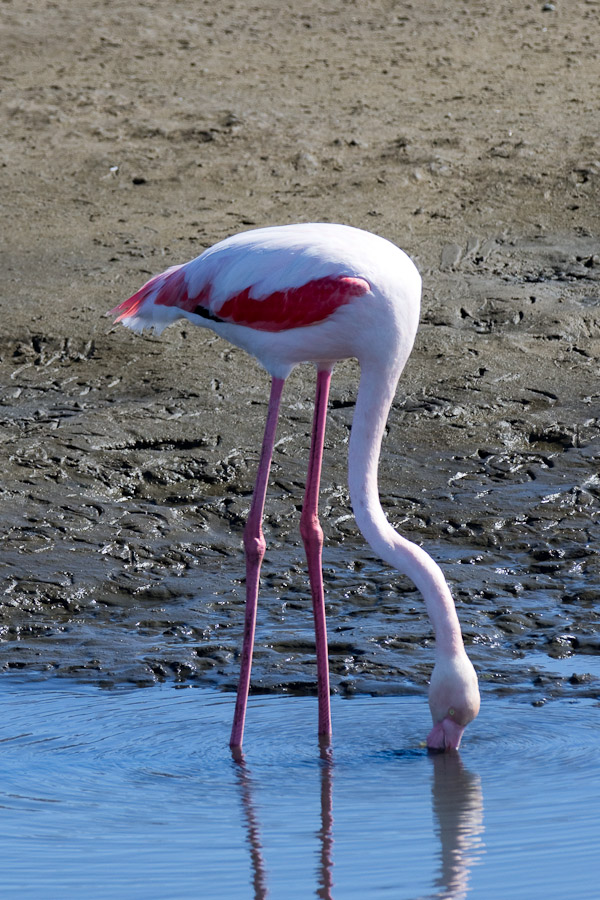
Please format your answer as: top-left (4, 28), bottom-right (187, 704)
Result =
top-left (448, 707), bottom-right (455, 717)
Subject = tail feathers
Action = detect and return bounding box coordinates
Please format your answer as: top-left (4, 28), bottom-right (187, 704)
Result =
top-left (108, 265), bottom-right (185, 333)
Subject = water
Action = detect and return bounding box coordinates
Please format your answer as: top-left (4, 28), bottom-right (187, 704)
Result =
top-left (0, 680), bottom-right (598, 899)
top-left (520, 650), bottom-right (600, 680)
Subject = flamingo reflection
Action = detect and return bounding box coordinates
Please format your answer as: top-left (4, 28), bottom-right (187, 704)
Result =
top-left (232, 740), bottom-right (483, 899)
top-left (232, 738), bottom-right (334, 900)
top-left (232, 747), bottom-right (269, 900)
top-left (316, 736), bottom-right (334, 900)
top-left (429, 752), bottom-right (485, 899)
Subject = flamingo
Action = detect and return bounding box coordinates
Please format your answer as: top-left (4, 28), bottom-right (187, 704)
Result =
top-left (110, 223), bottom-right (480, 751)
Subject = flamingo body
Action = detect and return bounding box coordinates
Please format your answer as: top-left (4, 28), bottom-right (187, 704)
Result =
top-left (111, 223), bottom-right (421, 379)
top-left (110, 223), bottom-right (480, 751)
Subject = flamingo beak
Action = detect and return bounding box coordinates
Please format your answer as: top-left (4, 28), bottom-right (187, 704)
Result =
top-left (426, 717), bottom-right (466, 751)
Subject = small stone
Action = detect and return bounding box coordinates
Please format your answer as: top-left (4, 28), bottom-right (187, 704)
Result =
top-left (569, 672), bottom-right (594, 685)
top-left (441, 243), bottom-right (462, 269)
top-left (292, 151), bottom-right (319, 172)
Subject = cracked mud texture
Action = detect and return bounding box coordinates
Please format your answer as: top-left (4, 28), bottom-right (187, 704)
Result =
top-left (1, 0), bottom-right (599, 707)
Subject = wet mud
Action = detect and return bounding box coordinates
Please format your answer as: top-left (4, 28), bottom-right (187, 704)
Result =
top-left (1, 1), bottom-right (599, 706)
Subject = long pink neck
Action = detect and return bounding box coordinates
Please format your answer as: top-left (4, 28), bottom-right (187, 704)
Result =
top-left (348, 361), bottom-right (465, 657)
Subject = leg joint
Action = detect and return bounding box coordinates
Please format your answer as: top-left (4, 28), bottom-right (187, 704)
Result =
top-left (300, 512), bottom-right (324, 550)
top-left (243, 527), bottom-right (266, 563)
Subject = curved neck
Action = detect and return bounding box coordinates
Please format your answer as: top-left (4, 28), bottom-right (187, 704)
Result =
top-left (348, 362), bottom-right (464, 657)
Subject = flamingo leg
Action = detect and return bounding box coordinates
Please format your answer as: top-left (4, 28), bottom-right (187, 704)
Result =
top-left (300, 367), bottom-right (333, 738)
top-left (230, 376), bottom-right (285, 750)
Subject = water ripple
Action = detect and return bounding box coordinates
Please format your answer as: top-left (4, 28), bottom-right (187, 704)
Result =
top-left (0, 680), bottom-right (598, 899)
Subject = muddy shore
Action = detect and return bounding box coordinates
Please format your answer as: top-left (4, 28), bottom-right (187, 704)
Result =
top-left (1, 1), bottom-right (599, 705)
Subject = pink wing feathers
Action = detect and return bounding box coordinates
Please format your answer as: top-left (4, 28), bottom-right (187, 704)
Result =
top-left (110, 225), bottom-right (372, 334)
top-left (110, 265), bottom-right (188, 324)
top-left (212, 275), bottom-right (369, 332)
top-left (111, 267), bottom-right (369, 334)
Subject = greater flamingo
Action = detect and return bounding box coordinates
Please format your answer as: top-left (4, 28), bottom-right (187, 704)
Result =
top-left (110, 223), bottom-right (480, 751)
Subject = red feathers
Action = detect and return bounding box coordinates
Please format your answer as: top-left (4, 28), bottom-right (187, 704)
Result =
top-left (212, 275), bottom-right (370, 332)
top-left (112, 267), bottom-right (370, 333)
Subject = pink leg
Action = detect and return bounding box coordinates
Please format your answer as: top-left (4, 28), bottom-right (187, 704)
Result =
top-left (230, 376), bottom-right (285, 750)
top-left (300, 367), bottom-right (333, 738)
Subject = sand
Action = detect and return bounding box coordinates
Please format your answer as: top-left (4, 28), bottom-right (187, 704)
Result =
top-left (1, 0), bottom-right (599, 700)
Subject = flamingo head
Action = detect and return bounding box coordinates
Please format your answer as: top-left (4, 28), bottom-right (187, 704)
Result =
top-left (426, 651), bottom-right (480, 751)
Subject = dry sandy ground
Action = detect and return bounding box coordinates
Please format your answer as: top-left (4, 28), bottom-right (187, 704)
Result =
top-left (1, 1), bottom-right (599, 702)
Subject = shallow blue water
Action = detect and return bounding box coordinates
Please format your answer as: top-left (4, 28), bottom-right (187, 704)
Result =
top-left (0, 680), bottom-right (598, 899)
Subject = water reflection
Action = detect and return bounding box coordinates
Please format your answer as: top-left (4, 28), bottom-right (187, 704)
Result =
top-left (231, 747), bottom-right (269, 900)
top-left (232, 737), bottom-right (335, 900)
top-left (233, 742), bottom-right (484, 899)
top-left (429, 753), bottom-right (485, 900)
top-left (316, 736), bottom-right (334, 900)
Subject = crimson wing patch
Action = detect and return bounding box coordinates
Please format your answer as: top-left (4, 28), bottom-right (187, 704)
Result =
top-left (112, 270), bottom-right (371, 333)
